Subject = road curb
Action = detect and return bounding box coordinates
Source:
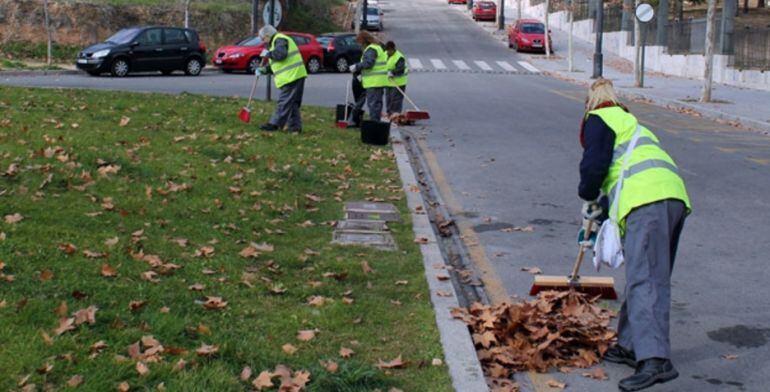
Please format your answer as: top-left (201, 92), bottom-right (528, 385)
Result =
top-left (0, 68), bottom-right (222, 78)
top-left (390, 128), bottom-right (489, 392)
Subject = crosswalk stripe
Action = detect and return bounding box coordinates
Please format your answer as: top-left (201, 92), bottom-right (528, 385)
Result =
top-left (409, 58), bottom-right (424, 69)
top-left (496, 61), bottom-right (517, 72)
top-left (430, 59), bottom-right (447, 70)
top-left (517, 61), bottom-right (540, 73)
top-left (452, 60), bottom-right (470, 70)
top-left (474, 60), bottom-right (492, 71)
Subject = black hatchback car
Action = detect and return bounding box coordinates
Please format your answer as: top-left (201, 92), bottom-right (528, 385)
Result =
top-left (317, 33), bottom-right (363, 73)
top-left (76, 26), bottom-right (207, 77)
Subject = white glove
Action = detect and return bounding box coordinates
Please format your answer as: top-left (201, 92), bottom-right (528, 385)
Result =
top-left (348, 64), bottom-right (358, 73)
top-left (356, 75), bottom-right (363, 82)
top-left (388, 71), bottom-right (395, 78)
top-left (255, 67), bottom-right (262, 76)
top-left (581, 200), bottom-right (603, 220)
top-left (260, 49), bottom-right (270, 58)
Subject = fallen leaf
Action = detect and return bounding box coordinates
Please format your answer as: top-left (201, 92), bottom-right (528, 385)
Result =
top-left (395, 280), bottom-right (408, 286)
top-left (339, 347), bottom-right (354, 358)
top-left (307, 296), bottom-right (327, 307)
top-left (582, 367), bottom-right (608, 380)
top-left (239, 246), bottom-right (260, 258)
top-left (547, 379), bottom-right (566, 389)
top-left (377, 355), bottom-right (406, 369)
top-left (39, 269), bottom-right (53, 282)
top-left (119, 116), bottom-right (131, 127)
top-left (141, 271), bottom-right (159, 283)
top-left (414, 236), bottom-right (429, 244)
top-left (97, 164), bottom-right (121, 177)
top-left (54, 317), bottom-right (76, 335)
top-left (90, 340), bottom-right (108, 353)
top-left (297, 330), bottom-right (316, 342)
top-left (282, 343), bottom-right (298, 355)
top-left (521, 266), bottom-right (543, 275)
top-left (194, 246), bottom-right (215, 258)
top-left (118, 381), bottom-right (130, 392)
top-left (251, 242), bottom-right (274, 252)
top-left (432, 358), bottom-right (443, 366)
top-left (188, 283), bottom-right (205, 291)
top-left (83, 250), bottom-right (106, 259)
top-left (73, 305), bottom-right (97, 325)
top-left (104, 237), bottom-right (119, 247)
top-left (67, 374), bottom-right (83, 387)
top-left (252, 371), bottom-right (274, 390)
top-left (361, 261), bottom-right (373, 274)
top-left (59, 243), bottom-right (77, 254)
top-left (240, 366), bottom-right (253, 381)
top-left (202, 296), bottom-right (227, 310)
top-left (129, 300), bottom-right (147, 312)
top-left (136, 361), bottom-right (149, 376)
top-left (101, 263), bottom-right (118, 277)
top-left (4, 213), bottom-right (23, 224)
top-left (321, 360), bottom-right (338, 373)
top-left (721, 354), bottom-right (739, 360)
top-left (173, 359), bottom-right (187, 371)
top-left (195, 343), bottom-right (219, 356)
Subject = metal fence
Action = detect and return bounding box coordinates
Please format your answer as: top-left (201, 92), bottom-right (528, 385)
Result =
top-left (731, 27), bottom-right (770, 71)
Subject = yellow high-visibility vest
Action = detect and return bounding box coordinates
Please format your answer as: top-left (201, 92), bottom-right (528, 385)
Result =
top-left (361, 44), bottom-right (389, 88)
top-left (269, 33), bottom-right (307, 89)
top-left (387, 50), bottom-right (409, 87)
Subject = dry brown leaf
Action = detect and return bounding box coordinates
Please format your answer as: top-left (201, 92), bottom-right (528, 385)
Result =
top-left (97, 164), bottom-right (121, 177)
top-left (239, 246), bottom-right (260, 258)
top-left (101, 263), bottom-right (118, 277)
top-left (321, 360), bottom-right (339, 373)
top-left (195, 343), bottom-right (219, 356)
top-left (104, 237), bottom-right (120, 247)
top-left (432, 358), bottom-right (443, 366)
top-left (377, 355), bottom-right (406, 369)
top-left (521, 266), bottom-right (543, 275)
top-left (55, 301), bottom-right (68, 317)
top-left (73, 305), bottom-right (97, 325)
top-left (4, 213), bottom-right (23, 224)
top-left (188, 283), bottom-right (205, 291)
top-left (119, 116), bottom-right (131, 127)
top-left (252, 371), bottom-right (274, 390)
top-left (414, 236), bottom-right (429, 244)
top-left (129, 300), bottom-right (147, 312)
top-left (59, 243), bottom-right (77, 254)
top-left (547, 379), bottom-right (566, 389)
top-left (90, 340), bottom-right (108, 353)
top-left (67, 374), bottom-right (83, 387)
top-left (297, 330), bottom-right (316, 342)
top-left (582, 367), bottom-right (609, 380)
top-left (118, 381), bottom-right (130, 392)
top-left (339, 347), bottom-right (354, 358)
top-left (39, 269), bottom-right (53, 282)
top-left (141, 271), bottom-right (159, 283)
top-left (361, 261), bottom-right (373, 274)
top-left (307, 296), bottom-right (327, 307)
top-left (251, 242), bottom-right (275, 252)
top-left (136, 361), bottom-right (149, 376)
top-left (202, 296), bottom-right (227, 310)
top-left (194, 246), bottom-right (215, 258)
top-left (173, 359), bottom-right (187, 371)
top-left (240, 366), bottom-right (252, 381)
top-left (282, 343), bottom-right (298, 355)
top-left (83, 250), bottom-right (106, 259)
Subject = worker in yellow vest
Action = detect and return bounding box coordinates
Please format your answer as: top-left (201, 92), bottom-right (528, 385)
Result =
top-left (578, 79), bottom-right (690, 392)
top-left (348, 31), bottom-right (388, 121)
top-left (257, 25), bottom-right (308, 133)
top-left (384, 41), bottom-right (409, 118)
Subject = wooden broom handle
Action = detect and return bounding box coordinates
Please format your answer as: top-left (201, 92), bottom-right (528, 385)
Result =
top-left (569, 219), bottom-right (594, 283)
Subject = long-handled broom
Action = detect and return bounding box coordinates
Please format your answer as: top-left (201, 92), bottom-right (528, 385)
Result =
top-left (238, 58), bottom-right (268, 123)
top-left (529, 220), bottom-right (617, 299)
top-left (392, 84), bottom-right (430, 121)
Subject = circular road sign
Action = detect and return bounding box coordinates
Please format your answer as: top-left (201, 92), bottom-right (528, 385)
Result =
top-left (635, 3), bottom-right (655, 23)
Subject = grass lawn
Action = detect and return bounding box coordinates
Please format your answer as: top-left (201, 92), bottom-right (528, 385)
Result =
top-left (0, 86), bottom-right (452, 391)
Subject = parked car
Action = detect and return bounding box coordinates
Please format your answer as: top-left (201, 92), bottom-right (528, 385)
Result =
top-left (76, 26), bottom-right (206, 77)
top-left (317, 32), bottom-right (363, 73)
top-left (508, 19), bottom-right (553, 53)
top-left (448, 0), bottom-right (467, 4)
top-left (472, 1), bottom-right (497, 21)
top-left (212, 32), bottom-right (324, 74)
top-left (356, 7), bottom-right (383, 31)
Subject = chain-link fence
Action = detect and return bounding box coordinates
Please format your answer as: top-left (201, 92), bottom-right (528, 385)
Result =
top-left (731, 27), bottom-right (770, 70)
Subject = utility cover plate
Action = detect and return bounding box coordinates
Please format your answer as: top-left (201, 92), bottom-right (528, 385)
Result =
top-left (344, 202), bottom-right (401, 222)
top-left (335, 219), bottom-right (389, 232)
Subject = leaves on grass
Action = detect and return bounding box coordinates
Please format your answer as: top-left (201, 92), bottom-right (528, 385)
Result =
top-left (67, 374), bottom-right (83, 387)
top-left (194, 246), bottom-right (215, 258)
top-left (4, 213), bottom-right (23, 224)
top-left (453, 290), bottom-right (616, 378)
top-left (240, 366), bottom-right (253, 381)
top-left (58, 243), bottom-right (77, 254)
top-left (195, 343), bottom-right (219, 357)
top-left (547, 379), bottom-right (566, 389)
top-left (582, 367), bottom-right (609, 380)
top-left (296, 330), bottom-right (316, 342)
top-left (202, 296), bottom-right (227, 310)
top-left (282, 343), bottom-right (298, 355)
top-left (39, 269), bottom-right (53, 282)
top-left (136, 361), bottom-right (149, 376)
top-left (119, 116), bottom-right (131, 127)
top-left (252, 371), bottom-right (274, 390)
top-left (377, 355), bottom-right (406, 369)
top-left (101, 263), bottom-right (118, 277)
top-left (339, 347), bottom-right (354, 358)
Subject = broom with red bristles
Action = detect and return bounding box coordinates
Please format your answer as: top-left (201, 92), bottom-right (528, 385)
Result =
top-left (529, 220), bottom-right (618, 300)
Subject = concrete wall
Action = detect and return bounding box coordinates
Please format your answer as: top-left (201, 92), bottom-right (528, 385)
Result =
top-left (524, 2), bottom-right (770, 91)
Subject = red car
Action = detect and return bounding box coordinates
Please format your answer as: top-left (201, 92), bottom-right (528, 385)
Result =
top-left (508, 19), bottom-right (553, 53)
top-left (212, 31), bottom-right (324, 74)
top-left (472, 1), bottom-right (497, 21)
top-left (448, 0), bottom-right (467, 4)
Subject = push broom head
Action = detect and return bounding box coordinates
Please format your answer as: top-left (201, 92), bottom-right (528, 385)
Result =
top-left (405, 110), bottom-right (430, 121)
top-left (529, 275), bottom-right (618, 300)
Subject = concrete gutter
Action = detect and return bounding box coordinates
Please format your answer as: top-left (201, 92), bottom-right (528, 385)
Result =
top-left (390, 128), bottom-right (489, 392)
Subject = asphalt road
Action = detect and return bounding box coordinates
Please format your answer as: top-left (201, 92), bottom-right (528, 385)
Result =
top-left (3, 0), bottom-right (770, 390)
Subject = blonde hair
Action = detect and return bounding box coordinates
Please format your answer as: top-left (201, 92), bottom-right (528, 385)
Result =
top-left (356, 31), bottom-right (382, 47)
top-left (586, 78), bottom-right (620, 111)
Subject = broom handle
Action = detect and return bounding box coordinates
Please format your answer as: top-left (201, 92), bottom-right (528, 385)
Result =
top-left (569, 219), bottom-right (594, 282)
top-left (344, 79), bottom-right (351, 121)
top-left (392, 82), bottom-right (422, 111)
top-left (246, 58), bottom-right (269, 108)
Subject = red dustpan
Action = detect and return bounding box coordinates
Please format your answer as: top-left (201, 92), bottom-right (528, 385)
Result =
top-left (394, 84), bottom-right (430, 120)
top-left (239, 68), bottom-right (261, 123)
top-left (336, 79), bottom-right (351, 128)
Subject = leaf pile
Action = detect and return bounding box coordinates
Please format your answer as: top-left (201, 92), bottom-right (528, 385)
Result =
top-left (453, 290), bottom-right (616, 384)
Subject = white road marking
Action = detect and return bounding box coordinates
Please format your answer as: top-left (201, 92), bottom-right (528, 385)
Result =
top-left (474, 60), bottom-right (493, 71)
top-left (517, 61), bottom-right (540, 73)
top-left (409, 58), bottom-right (424, 69)
top-left (496, 61), bottom-right (517, 72)
top-left (452, 60), bottom-right (471, 70)
top-left (431, 59), bottom-right (447, 70)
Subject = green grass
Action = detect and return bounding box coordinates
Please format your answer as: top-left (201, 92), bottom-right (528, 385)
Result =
top-left (0, 59), bottom-right (63, 71)
top-left (0, 86), bottom-right (453, 392)
top-left (0, 41), bottom-right (81, 63)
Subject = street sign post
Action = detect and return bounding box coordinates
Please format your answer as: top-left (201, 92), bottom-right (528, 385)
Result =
top-left (592, 0), bottom-right (604, 78)
top-left (265, 0), bottom-right (278, 101)
top-left (635, 3), bottom-right (654, 87)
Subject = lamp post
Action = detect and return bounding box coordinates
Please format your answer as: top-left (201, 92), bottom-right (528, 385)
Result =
top-left (592, 0), bottom-right (604, 78)
top-left (635, 3), bottom-right (654, 87)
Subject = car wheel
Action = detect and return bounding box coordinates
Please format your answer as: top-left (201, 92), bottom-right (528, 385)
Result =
top-left (307, 57), bottom-right (322, 74)
top-left (336, 57), bottom-right (349, 73)
top-left (110, 58), bottom-right (129, 77)
top-left (247, 57), bottom-right (260, 74)
top-left (185, 58), bottom-right (203, 76)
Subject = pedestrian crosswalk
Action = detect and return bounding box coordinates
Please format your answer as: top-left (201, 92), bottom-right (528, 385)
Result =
top-left (406, 57), bottom-right (541, 74)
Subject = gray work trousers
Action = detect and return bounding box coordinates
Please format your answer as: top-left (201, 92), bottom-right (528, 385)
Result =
top-left (366, 87), bottom-right (386, 121)
top-left (386, 85), bottom-right (406, 115)
top-left (269, 77), bottom-right (305, 130)
top-left (617, 199), bottom-right (687, 361)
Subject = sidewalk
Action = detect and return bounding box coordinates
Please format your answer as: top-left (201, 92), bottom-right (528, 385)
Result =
top-left (483, 5), bottom-right (770, 133)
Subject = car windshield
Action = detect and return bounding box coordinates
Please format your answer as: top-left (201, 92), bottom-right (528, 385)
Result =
top-left (237, 36), bottom-right (263, 46)
top-left (367, 8), bottom-right (379, 15)
top-left (105, 28), bottom-right (141, 45)
top-left (480, 2), bottom-right (495, 8)
top-left (521, 23), bottom-right (545, 33)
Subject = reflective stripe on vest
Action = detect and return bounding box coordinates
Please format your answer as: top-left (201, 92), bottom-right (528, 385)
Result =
top-left (387, 50), bottom-right (409, 87)
top-left (589, 106), bottom-right (691, 231)
top-left (362, 45), bottom-right (390, 88)
top-left (269, 34), bottom-right (307, 89)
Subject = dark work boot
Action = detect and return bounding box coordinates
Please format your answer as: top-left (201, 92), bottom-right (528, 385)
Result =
top-left (619, 358), bottom-right (679, 391)
top-left (604, 345), bottom-right (637, 367)
top-left (287, 128), bottom-right (302, 134)
top-left (259, 123), bottom-right (279, 132)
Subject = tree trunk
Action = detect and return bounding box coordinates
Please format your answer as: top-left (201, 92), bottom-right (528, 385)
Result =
top-left (42, 0), bottom-right (53, 66)
top-left (702, 0), bottom-right (717, 102)
top-left (184, 0), bottom-right (191, 28)
top-left (634, 0), bottom-right (642, 87)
